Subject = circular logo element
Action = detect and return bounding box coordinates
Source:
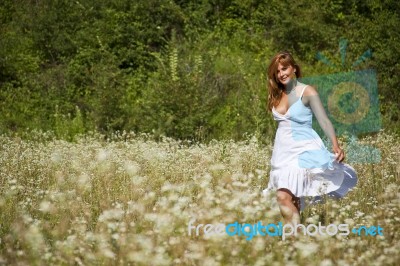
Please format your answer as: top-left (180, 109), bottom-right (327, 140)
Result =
top-left (327, 82), bottom-right (370, 125)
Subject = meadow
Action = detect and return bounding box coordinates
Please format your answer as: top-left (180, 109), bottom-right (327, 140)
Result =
top-left (0, 130), bottom-right (399, 265)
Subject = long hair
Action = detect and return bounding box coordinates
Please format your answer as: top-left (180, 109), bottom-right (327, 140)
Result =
top-left (267, 51), bottom-right (302, 111)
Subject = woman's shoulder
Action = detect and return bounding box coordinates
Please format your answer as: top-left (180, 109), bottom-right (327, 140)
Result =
top-left (299, 83), bottom-right (318, 97)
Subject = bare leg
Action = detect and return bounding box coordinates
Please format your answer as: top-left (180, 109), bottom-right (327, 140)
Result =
top-left (276, 188), bottom-right (301, 225)
top-left (292, 196), bottom-right (301, 213)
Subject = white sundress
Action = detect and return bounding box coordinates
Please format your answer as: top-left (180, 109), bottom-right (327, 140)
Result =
top-left (263, 85), bottom-right (358, 210)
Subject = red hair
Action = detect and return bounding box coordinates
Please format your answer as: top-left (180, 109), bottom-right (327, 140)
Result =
top-left (267, 51), bottom-right (302, 111)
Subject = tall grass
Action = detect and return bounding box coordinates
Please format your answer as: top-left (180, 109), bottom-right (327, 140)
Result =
top-left (0, 131), bottom-right (399, 265)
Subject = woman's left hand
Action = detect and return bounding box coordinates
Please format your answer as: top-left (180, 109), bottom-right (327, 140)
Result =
top-left (333, 146), bottom-right (345, 162)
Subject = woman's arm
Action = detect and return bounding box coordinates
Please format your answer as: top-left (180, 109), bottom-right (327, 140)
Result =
top-left (302, 86), bottom-right (345, 162)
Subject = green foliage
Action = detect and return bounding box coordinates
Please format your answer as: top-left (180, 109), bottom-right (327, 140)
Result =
top-left (0, 0), bottom-right (399, 141)
top-left (53, 106), bottom-right (85, 141)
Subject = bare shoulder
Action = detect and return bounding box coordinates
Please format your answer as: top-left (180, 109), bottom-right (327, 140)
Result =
top-left (303, 85), bottom-right (319, 96)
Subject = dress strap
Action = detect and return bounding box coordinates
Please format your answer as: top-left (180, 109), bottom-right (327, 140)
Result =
top-left (300, 85), bottom-right (308, 99)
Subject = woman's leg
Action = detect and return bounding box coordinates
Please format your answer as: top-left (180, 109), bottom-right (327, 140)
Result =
top-left (276, 188), bottom-right (301, 225)
top-left (292, 196), bottom-right (301, 213)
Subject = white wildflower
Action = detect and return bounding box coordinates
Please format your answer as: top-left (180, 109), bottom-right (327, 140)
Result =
top-left (294, 242), bottom-right (319, 257)
top-left (124, 161), bottom-right (140, 176)
top-left (39, 201), bottom-right (53, 213)
top-left (97, 149), bottom-right (108, 161)
top-left (98, 209), bottom-right (125, 222)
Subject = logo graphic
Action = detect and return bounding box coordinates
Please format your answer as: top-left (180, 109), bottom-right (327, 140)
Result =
top-left (300, 39), bottom-right (381, 164)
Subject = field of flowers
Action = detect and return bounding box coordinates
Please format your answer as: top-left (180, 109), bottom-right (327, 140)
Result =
top-left (0, 131), bottom-right (399, 265)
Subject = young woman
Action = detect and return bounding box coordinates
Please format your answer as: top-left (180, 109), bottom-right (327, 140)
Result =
top-left (263, 51), bottom-right (357, 225)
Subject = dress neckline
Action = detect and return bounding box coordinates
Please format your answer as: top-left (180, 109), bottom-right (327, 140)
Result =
top-left (272, 85), bottom-right (309, 116)
top-left (272, 98), bottom-right (301, 117)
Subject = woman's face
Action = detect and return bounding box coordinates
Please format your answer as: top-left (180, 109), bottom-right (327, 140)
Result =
top-left (276, 63), bottom-right (296, 86)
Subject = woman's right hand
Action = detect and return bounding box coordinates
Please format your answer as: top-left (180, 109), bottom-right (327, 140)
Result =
top-left (333, 146), bottom-right (345, 162)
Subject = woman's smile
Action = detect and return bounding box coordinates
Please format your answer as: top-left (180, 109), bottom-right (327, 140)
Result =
top-left (276, 63), bottom-right (296, 85)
